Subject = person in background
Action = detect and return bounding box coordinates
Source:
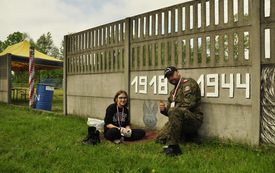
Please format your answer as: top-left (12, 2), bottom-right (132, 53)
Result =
top-left (104, 90), bottom-right (146, 144)
top-left (156, 66), bottom-right (203, 156)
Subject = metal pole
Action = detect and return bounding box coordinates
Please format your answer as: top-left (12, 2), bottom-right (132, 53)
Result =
top-left (29, 46), bottom-right (35, 107)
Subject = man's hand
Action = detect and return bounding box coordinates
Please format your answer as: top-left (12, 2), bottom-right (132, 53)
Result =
top-left (159, 99), bottom-right (165, 111)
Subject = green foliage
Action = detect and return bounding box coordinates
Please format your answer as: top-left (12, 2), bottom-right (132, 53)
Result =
top-left (155, 43), bottom-right (158, 66)
top-left (12, 68), bottom-right (63, 86)
top-left (0, 32), bottom-right (29, 52)
top-left (34, 32), bottom-right (63, 60)
top-left (33, 32), bottom-right (63, 81)
top-left (41, 68), bottom-right (63, 79)
top-left (35, 32), bottom-right (54, 54)
top-left (0, 40), bottom-right (3, 52)
top-left (59, 40), bottom-right (64, 60)
top-left (161, 43), bottom-right (165, 65)
top-left (12, 71), bottom-right (28, 85)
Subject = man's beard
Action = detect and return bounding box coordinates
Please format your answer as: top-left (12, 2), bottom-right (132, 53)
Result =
top-left (169, 79), bottom-right (179, 85)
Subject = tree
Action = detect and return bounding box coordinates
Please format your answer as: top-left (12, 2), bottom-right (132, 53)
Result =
top-left (0, 40), bottom-right (3, 52)
top-left (35, 32), bottom-right (54, 55)
top-left (35, 32), bottom-right (63, 60)
top-left (0, 32), bottom-right (30, 52)
top-left (59, 40), bottom-right (64, 60)
top-left (35, 32), bottom-right (63, 86)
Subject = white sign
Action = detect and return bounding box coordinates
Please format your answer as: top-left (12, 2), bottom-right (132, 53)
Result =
top-left (131, 73), bottom-right (250, 99)
top-left (46, 86), bottom-right (54, 91)
top-left (131, 75), bottom-right (168, 95)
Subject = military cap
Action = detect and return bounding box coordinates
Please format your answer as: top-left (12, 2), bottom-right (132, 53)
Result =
top-left (164, 66), bottom-right (178, 78)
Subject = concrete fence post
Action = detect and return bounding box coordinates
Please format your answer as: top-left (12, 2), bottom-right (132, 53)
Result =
top-left (7, 54), bottom-right (12, 104)
top-left (250, 0), bottom-right (261, 146)
top-left (64, 35), bottom-right (68, 115)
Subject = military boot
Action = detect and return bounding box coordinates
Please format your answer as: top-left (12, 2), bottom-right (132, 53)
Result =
top-left (160, 145), bottom-right (182, 157)
top-left (82, 127), bottom-right (100, 145)
top-left (184, 132), bottom-right (201, 145)
top-left (91, 129), bottom-right (100, 144)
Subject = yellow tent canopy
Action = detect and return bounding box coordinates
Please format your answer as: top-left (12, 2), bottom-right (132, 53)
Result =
top-left (0, 40), bottom-right (63, 71)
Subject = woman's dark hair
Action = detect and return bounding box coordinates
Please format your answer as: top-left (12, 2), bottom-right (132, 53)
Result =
top-left (113, 90), bottom-right (128, 107)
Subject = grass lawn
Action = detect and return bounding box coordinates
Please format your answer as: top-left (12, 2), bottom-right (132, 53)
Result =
top-left (1, 89), bottom-right (274, 172)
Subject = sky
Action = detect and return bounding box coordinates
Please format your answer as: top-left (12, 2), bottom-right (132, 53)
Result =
top-left (0, 0), bottom-right (192, 48)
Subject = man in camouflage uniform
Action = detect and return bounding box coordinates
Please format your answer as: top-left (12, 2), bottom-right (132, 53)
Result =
top-left (156, 66), bottom-right (203, 156)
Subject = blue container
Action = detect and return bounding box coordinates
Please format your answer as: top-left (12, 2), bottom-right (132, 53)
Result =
top-left (35, 84), bottom-right (54, 111)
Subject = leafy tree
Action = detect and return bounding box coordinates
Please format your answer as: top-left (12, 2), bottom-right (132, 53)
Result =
top-left (35, 32), bottom-right (63, 60)
top-left (59, 40), bottom-right (64, 60)
top-left (35, 32), bottom-right (54, 55)
top-left (0, 40), bottom-right (3, 52)
top-left (0, 32), bottom-right (30, 52)
top-left (35, 32), bottom-right (63, 86)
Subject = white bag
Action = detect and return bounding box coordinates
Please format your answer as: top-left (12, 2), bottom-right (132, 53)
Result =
top-left (87, 118), bottom-right (104, 131)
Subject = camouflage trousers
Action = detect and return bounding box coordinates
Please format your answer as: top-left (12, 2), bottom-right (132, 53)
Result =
top-left (155, 107), bottom-right (203, 145)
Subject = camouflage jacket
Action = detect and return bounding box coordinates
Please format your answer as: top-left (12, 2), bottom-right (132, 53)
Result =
top-left (161, 77), bottom-right (203, 116)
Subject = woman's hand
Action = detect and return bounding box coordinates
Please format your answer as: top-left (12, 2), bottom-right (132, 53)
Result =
top-left (120, 128), bottom-right (128, 134)
top-left (120, 127), bottom-right (132, 137)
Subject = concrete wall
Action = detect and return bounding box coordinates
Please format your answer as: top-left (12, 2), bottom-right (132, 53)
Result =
top-left (129, 67), bottom-right (252, 143)
top-left (0, 54), bottom-right (11, 103)
top-left (66, 73), bottom-right (125, 119)
top-left (64, 0), bottom-right (275, 145)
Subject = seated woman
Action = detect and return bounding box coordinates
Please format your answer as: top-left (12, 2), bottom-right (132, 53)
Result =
top-left (104, 90), bottom-right (146, 144)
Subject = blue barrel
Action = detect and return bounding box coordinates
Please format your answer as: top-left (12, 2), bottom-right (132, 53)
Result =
top-left (35, 84), bottom-right (54, 111)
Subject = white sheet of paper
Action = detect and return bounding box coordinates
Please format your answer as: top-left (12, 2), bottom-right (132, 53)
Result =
top-left (171, 102), bottom-right (175, 108)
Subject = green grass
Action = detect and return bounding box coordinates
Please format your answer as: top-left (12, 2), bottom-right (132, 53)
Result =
top-left (1, 90), bottom-right (275, 172)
